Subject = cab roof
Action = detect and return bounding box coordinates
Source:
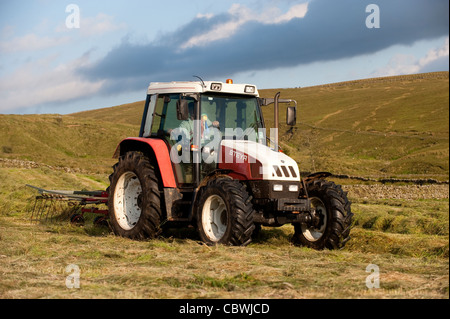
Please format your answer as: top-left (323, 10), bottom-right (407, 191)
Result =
top-left (146, 81), bottom-right (259, 97)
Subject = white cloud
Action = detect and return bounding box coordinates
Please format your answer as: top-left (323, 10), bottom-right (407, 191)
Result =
top-left (196, 13), bottom-right (214, 20)
top-left (180, 4), bottom-right (250, 50)
top-left (180, 2), bottom-right (308, 49)
top-left (0, 33), bottom-right (71, 53)
top-left (418, 37), bottom-right (449, 67)
top-left (0, 13), bottom-right (125, 54)
top-left (374, 37), bottom-right (449, 76)
top-left (0, 53), bottom-right (105, 113)
top-left (79, 13), bottom-right (127, 37)
top-left (55, 13), bottom-right (126, 37)
top-left (273, 3), bottom-right (309, 23)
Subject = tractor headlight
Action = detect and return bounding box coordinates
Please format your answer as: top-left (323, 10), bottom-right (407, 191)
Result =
top-left (273, 184), bottom-right (283, 192)
top-left (288, 184), bottom-right (299, 192)
top-left (244, 85), bottom-right (256, 93)
top-left (210, 83), bottom-right (222, 91)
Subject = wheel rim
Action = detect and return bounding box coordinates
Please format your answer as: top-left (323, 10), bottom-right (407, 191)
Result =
top-left (202, 195), bottom-right (228, 242)
top-left (114, 171), bottom-right (142, 230)
top-left (301, 197), bottom-right (327, 242)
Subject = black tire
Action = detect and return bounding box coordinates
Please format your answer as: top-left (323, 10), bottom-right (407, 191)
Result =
top-left (196, 178), bottom-right (255, 246)
top-left (108, 152), bottom-right (162, 240)
top-left (70, 213), bottom-right (84, 226)
top-left (292, 179), bottom-right (353, 250)
top-left (93, 215), bottom-right (109, 227)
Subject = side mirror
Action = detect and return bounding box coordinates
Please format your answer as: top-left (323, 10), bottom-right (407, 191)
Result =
top-left (286, 106), bottom-right (296, 126)
top-left (176, 99), bottom-right (189, 121)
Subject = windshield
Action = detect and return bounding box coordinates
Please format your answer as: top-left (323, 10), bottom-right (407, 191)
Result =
top-left (200, 94), bottom-right (265, 144)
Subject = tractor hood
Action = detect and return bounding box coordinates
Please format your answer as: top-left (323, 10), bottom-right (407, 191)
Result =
top-left (219, 140), bottom-right (300, 182)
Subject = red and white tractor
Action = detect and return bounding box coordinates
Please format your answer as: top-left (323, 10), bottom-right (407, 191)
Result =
top-left (107, 79), bottom-right (353, 249)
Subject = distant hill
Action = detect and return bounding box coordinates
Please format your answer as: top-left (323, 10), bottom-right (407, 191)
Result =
top-left (1, 72), bottom-right (448, 180)
top-left (70, 100), bottom-right (145, 126)
top-left (261, 72), bottom-right (449, 179)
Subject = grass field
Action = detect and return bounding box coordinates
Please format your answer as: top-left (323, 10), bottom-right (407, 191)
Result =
top-left (0, 72), bottom-right (448, 299)
top-left (0, 185), bottom-right (448, 299)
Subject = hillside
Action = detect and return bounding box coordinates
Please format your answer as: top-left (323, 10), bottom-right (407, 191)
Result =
top-left (32, 71), bottom-right (450, 181)
top-left (0, 114), bottom-right (136, 175)
top-left (263, 72), bottom-right (449, 179)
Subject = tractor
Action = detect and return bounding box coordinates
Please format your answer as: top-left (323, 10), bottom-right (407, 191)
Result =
top-left (107, 79), bottom-right (353, 249)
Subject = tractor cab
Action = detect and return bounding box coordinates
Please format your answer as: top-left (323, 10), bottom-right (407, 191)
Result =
top-left (138, 80), bottom-right (296, 186)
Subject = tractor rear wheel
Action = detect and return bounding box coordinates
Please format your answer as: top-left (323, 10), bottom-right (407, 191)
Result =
top-left (108, 152), bottom-right (162, 240)
top-left (196, 178), bottom-right (255, 246)
top-left (292, 179), bottom-right (353, 250)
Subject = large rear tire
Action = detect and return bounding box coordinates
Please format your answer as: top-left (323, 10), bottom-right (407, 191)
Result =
top-left (196, 178), bottom-right (255, 246)
top-left (292, 179), bottom-right (353, 250)
top-left (108, 152), bottom-right (162, 240)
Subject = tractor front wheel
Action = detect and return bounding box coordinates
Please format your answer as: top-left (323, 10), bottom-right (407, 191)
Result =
top-left (292, 179), bottom-right (353, 250)
top-left (196, 178), bottom-right (255, 246)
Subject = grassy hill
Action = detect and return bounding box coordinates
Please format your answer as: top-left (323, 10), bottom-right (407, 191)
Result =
top-left (266, 72), bottom-right (449, 179)
top-left (0, 72), bottom-right (448, 299)
top-left (0, 113), bottom-right (136, 175)
top-left (65, 72), bottom-right (450, 180)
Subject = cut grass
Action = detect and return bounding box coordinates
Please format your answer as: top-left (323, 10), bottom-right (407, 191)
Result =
top-left (0, 216), bottom-right (448, 299)
top-left (351, 199), bottom-right (449, 236)
top-left (0, 181), bottom-right (448, 299)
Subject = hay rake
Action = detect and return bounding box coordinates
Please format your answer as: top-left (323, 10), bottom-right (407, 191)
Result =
top-left (26, 184), bottom-right (109, 226)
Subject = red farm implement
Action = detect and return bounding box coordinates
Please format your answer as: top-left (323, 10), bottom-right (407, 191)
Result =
top-left (26, 184), bottom-right (109, 226)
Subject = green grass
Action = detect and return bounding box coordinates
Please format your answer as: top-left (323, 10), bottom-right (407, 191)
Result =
top-left (0, 114), bottom-right (136, 174)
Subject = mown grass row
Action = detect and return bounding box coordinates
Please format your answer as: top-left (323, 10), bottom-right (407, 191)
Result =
top-left (352, 199), bottom-right (449, 236)
top-left (1, 213), bottom-right (448, 299)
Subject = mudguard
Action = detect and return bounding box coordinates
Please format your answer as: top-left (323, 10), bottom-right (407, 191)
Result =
top-left (303, 172), bottom-right (332, 184)
top-left (113, 137), bottom-right (177, 188)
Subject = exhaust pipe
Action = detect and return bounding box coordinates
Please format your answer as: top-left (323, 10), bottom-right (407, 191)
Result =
top-left (274, 92), bottom-right (280, 152)
top-left (259, 92), bottom-right (297, 152)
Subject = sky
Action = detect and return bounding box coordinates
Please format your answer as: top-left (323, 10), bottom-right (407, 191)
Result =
top-left (0, 0), bottom-right (448, 114)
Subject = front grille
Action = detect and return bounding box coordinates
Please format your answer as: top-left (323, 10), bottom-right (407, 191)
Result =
top-left (272, 165), bottom-right (297, 178)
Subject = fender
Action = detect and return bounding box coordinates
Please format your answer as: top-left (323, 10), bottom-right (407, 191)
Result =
top-left (113, 137), bottom-right (177, 188)
top-left (303, 172), bottom-right (332, 184)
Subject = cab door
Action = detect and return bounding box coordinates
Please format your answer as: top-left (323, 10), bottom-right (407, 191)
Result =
top-left (148, 94), bottom-right (196, 186)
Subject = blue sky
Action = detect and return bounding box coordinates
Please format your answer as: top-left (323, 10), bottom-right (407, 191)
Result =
top-left (0, 0), bottom-right (448, 114)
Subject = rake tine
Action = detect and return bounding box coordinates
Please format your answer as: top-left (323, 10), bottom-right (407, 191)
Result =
top-left (46, 196), bottom-right (60, 223)
top-left (30, 196), bottom-right (40, 223)
top-left (34, 196), bottom-right (47, 223)
top-left (27, 184), bottom-right (109, 224)
top-left (44, 196), bottom-right (56, 223)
